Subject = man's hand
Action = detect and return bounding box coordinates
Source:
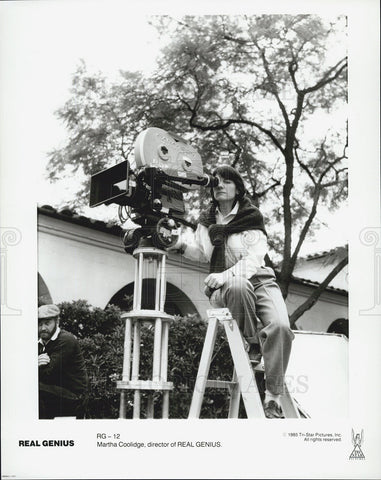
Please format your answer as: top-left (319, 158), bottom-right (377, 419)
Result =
top-left (204, 272), bottom-right (226, 290)
top-left (38, 353), bottom-right (50, 367)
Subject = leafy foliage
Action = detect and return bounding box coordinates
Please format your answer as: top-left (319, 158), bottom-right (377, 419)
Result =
top-left (59, 299), bottom-right (123, 338)
top-left (49, 15), bottom-right (348, 319)
top-left (49, 16), bottom-right (347, 218)
top-left (58, 300), bottom-right (241, 419)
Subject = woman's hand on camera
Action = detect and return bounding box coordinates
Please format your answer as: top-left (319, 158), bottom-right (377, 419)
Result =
top-left (204, 273), bottom-right (225, 289)
top-left (167, 241), bottom-right (185, 253)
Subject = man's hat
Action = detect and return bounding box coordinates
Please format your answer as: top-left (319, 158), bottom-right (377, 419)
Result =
top-left (38, 304), bottom-right (60, 319)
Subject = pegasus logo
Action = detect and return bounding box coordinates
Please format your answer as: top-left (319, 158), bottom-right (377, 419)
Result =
top-left (349, 429), bottom-right (365, 460)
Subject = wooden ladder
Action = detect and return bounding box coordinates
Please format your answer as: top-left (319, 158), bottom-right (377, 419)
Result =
top-left (188, 308), bottom-right (301, 419)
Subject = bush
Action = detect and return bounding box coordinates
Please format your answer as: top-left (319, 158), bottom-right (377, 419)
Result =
top-left (59, 300), bottom-right (123, 338)
top-left (166, 314), bottom-right (234, 419)
top-left (57, 300), bottom-right (242, 419)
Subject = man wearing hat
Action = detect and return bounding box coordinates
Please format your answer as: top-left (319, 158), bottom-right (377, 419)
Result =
top-left (38, 304), bottom-right (88, 419)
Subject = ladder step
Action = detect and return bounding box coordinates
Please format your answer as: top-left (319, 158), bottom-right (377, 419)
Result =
top-left (122, 310), bottom-right (173, 321)
top-left (205, 380), bottom-right (237, 390)
top-left (117, 380), bottom-right (173, 391)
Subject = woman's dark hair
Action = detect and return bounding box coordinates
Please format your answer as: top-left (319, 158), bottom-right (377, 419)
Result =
top-left (211, 165), bottom-right (246, 203)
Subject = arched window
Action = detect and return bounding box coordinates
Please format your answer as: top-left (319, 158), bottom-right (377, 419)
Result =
top-left (107, 280), bottom-right (199, 317)
top-left (327, 318), bottom-right (348, 338)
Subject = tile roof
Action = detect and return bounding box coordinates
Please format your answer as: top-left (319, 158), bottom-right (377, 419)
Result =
top-left (38, 204), bottom-right (123, 236)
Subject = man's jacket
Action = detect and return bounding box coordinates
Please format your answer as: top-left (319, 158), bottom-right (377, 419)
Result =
top-left (38, 329), bottom-right (88, 397)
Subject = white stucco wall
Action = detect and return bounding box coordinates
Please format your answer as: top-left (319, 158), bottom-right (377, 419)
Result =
top-left (38, 212), bottom-right (348, 333)
top-left (38, 216), bottom-right (133, 308)
top-left (286, 284), bottom-right (348, 332)
top-left (38, 213), bottom-right (210, 314)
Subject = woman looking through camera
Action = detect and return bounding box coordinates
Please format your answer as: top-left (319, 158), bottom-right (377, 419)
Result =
top-left (174, 165), bottom-right (294, 419)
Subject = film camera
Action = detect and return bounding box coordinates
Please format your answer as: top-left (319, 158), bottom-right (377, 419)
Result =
top-left (89, 127), bottom-right (217, 252)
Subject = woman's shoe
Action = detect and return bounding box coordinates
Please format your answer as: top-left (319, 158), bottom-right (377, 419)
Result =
top-left (248, 343), bottom-right (262, 366)
top-left (264, 400), bottom-right (284, 419)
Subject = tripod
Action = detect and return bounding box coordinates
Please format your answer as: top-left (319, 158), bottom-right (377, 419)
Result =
top-left (116, 237), bottom-right (174, 419)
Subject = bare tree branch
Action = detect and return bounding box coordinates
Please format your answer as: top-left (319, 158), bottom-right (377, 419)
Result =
top-left (303, 57), bottom-right (347, 94)
top-left (291, 188), bottom-right (321, 267)
top-left (291, 139), bottom-right (347, 266)
top-left (257, 178), bottom-right (282, 197)
top-left (259, 48), bottom-right (291, 129)
top-left (222, 130), bottom-right (242, 166)
top-left (222, 33), bottom-right (253, 46)
top-left (288, 60), bottom-right (300, 93)
top-left (318, 152), bottom-right (343, 183)
top-left (295, 147), bottom-right (316, 185)
top-left (189, 116), bottom-right (285, 153)
top-left (289, 255), bottom-right (348, 327)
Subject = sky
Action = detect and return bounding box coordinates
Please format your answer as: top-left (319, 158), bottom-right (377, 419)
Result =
top-left (0, 1), bottom-right (349, 256)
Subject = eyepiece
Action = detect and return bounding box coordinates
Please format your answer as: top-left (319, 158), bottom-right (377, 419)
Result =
top-left (202, 174), bottom-right (219, 188)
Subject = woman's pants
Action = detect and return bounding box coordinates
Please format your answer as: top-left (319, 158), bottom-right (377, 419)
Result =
top-left (209, 266), bottom-right (294, 395)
